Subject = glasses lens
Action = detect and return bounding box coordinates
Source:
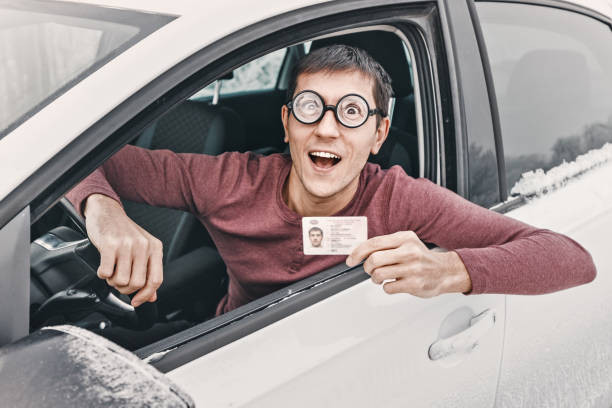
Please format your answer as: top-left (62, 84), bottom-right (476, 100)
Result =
top-left (337, 94), bottom-right (369, 127)
top-left (293, 92), bottom-right (323, 124)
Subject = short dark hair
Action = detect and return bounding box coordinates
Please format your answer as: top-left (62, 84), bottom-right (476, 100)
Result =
top-left (309, 227), bottom-right (323, 235)
top-left (287, 44), bottom-right (393, 126)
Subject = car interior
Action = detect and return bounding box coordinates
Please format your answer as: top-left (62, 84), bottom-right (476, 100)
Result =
top-left (28, 28), bottom-right (421, 350)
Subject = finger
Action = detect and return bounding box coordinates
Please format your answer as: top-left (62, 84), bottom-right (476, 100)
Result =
top-left (97, 246), bottom-right (117, 279)
top-left (347, 231), bottom-right (416, 267)
top-left (363, 247), bottom-right (407, 274)
top-left (382, 279), bottom-right (405, 295)
top-left (383, 276), bottom-right (438, 298)
top-left (370, 264), bottom-right (406, 284)
top-left (132, 249), bottom-right (163, 307)
top-left (108, 243), bottom-right (132, 287)
top-left (113, 283), bottom-right (132, 295)
top-left (125, 241), bottom-right (148, 294)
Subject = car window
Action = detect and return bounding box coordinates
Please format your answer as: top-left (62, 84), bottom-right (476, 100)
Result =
top-left (0, 1), bottom-right (173, 140)
top-left (22, 9), bottom-right (433, 358)
top-left (191, 48), bottom-right (287, 98)
top-left (476, 2), bottom-right (612, 195)
top-left (27, 27), bottom-right (424, 353)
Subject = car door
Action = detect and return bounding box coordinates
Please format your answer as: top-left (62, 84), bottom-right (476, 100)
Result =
top-left (474, 1), bottom-right (612, 405)
top-left (163, 2), bottom-right (506, 407)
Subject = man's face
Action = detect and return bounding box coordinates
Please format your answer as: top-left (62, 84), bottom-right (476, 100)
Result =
top-left (309, 229), bottom-right (323, 247)
top-left (282, 70), bottom-right (390, 199)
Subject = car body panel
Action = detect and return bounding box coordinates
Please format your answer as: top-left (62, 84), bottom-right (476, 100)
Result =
top-left (68, 0), bottom-right (612, 22)
top-left (573, 0), bottom-right (612, 16)
top-left (0, 208), bottom-right (29, 345)
top-left (167, 284), bottom-right (505, 407)
top-left (497, 161), bottom-right (612, 405)
top-left (71, 0), bottom-right (330, 18)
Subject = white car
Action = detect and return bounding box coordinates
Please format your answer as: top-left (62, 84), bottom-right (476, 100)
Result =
top-left (1, 0), bottom-right (612, 406)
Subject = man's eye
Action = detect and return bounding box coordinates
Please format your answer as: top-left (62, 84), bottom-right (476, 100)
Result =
top-left (344, 104), bottom-right (362, 116)
top-left (299, 99), bottom-right (319, 113)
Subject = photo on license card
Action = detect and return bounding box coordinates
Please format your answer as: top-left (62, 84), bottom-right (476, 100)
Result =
top-left (302, 216), bottom-right (367, 255)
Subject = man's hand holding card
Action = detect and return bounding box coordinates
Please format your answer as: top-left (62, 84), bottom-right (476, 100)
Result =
top-left (345, 230), bottom-right (472, 297)
top-left (302, 216), bottom-right (472, 297)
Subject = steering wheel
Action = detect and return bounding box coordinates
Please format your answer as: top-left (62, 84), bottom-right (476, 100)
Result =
top-left (49, 197), bottom-right (159, 330)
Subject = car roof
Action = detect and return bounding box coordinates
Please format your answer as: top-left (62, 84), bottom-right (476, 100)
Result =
top-left (61, 0), bottom-right (330, 17)
top-left (565, 0), bottom-right (612, 17)
top-left (70, 0), bottom-right (612, 19)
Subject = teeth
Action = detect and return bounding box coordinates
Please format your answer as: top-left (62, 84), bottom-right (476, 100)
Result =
top-left (310, 151), bottom-right (340, 160)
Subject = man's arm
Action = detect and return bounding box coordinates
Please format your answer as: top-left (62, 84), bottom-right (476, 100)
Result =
top-left (82, 194), bottom-right (163, 306)
top-left (347, 175), bottom-right (596, 297)
top-left (66, 145), bottom-right (244, 306)
top-left (67, 144), bottom-right (239, 217)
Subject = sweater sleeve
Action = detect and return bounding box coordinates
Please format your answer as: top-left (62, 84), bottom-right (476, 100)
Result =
top-left (66, 144), bottom-right (246, 218)
top-left (386, 171), bottom-right (596, 295)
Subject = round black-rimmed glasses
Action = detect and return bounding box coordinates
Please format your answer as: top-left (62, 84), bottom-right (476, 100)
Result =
top-left (286, 90), bottom-right (385, 128)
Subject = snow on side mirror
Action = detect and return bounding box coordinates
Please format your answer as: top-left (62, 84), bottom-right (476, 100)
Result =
top-left (0, 325), bottom-right (193, 407)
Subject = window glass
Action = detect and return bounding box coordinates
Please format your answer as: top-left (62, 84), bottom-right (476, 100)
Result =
top-left (477, 3), bottom-right (612, 194)
top-left (191, 48), bottom-right (287, 98)
top-left (0, 1), bottom-right (172, 139)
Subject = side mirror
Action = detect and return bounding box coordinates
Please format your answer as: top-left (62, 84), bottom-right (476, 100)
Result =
top-left (0, 325), bottom-right (193, 407)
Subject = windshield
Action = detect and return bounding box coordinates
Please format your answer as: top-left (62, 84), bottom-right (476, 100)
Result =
top-left (0, 1), bottom-right (174, 139)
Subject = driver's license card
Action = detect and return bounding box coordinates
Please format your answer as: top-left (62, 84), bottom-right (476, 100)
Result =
top-left (302, 216), bottom-right (367, 255)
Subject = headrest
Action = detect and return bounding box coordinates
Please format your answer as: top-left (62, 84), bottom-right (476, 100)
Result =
top-left (309, 31), bottom-right (413, 97)
top-left (506, 49), bottom-right (589, 107)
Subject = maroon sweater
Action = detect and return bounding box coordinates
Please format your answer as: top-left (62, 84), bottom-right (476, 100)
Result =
top-left (67, 145), bottom-right (596, 314)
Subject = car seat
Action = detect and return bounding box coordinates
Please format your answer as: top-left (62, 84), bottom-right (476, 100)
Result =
top-left (121, 97), bottom-right (246, 323)
top-left (125, 100), bottom-right (246, 263)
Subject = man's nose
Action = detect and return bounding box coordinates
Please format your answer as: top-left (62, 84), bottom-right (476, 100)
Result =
top-left (314, 109), bottom-right (341, 138)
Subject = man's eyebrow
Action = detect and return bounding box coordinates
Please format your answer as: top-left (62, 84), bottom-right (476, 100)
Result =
top-left (296, 89), bottom-right (372, 103)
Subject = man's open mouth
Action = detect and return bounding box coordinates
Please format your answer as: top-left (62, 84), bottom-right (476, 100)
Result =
top-left (309, 151), bottom-right (341, 169)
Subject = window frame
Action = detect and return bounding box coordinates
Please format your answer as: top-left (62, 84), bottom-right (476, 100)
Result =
top-left (0, 0), bottom-right (449, 367)
top-left (133, 9), bottom-right (446, 371)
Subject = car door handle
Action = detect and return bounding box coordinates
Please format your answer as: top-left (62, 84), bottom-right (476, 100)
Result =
top-left (428, 309), bottom-right (496, 361)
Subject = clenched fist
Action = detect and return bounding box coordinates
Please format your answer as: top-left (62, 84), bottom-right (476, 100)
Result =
top-left (84, 194), bottom-right (163, 307)
top-left (346, 231), bottom-right (472, 297)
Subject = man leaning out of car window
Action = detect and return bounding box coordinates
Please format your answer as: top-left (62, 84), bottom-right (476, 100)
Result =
top-left (67, 45), bottom-right (596, 314)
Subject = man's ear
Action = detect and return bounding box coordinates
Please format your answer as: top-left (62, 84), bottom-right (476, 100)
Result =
top-left (370, 116), bottom-right (390, 155)
top-left (281, 105), bottom-right (290, 143)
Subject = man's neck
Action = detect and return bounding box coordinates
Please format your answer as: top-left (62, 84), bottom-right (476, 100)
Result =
top-left (283, 168), bottom-right (359, 216)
